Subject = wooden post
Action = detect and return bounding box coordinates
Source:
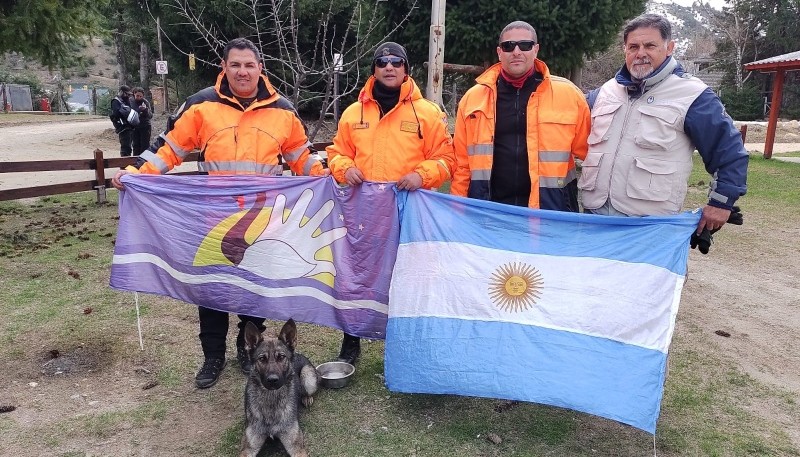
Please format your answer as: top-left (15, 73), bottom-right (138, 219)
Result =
top-left (426, 0), bottom-right (446, 106)
top-left (93, 149), bottom-right (107, 204)
top-left (157, 17), bottom-right (169, 114)
top-left (763, 69), bottom-right (785, 159)
top-left (1, 83), bottom-right (8, 112)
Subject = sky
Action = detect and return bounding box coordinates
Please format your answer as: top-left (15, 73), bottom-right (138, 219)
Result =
top-left (653, 0), bottom-right (728, 9)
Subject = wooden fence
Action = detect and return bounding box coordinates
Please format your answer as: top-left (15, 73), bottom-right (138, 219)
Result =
top-left (0, 124), bottom-right (750, 203)
top-left (0, 143), bottom-right (333, 203)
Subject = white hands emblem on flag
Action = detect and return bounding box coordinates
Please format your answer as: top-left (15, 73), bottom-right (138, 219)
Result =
top-left (238, 188), bottom-right (348, 279)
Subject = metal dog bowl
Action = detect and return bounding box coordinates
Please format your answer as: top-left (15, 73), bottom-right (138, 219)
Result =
top-left (316, 361), bottom-right (355, 389)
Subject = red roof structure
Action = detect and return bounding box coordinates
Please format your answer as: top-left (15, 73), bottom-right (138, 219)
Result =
top-left (744, 51), bottom-right (800, 158)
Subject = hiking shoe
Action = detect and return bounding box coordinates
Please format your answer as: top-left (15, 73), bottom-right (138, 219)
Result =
top-left (195, 357), bottom-right (225, 389)
top-left (336, 333), bottom-right (361, 365)
top-left (237, 346), bottom-right (252, 374)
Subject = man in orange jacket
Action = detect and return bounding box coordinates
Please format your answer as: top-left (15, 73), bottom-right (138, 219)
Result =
top-left (326, 41), bottom-right (455, 364)
top-left (452, 21), bottom-right (590, 211)
top-left (112, 38), bottom-right (328, 389)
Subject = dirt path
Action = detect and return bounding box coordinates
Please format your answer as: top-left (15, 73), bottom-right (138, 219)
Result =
top-left (0, 119), bottom-right (119, 190)
top-left (0, 117), bottom-right (193, 191)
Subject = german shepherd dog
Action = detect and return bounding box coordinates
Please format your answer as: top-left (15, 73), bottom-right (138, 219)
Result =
top-left (240, 319), bottom-right (321, 457)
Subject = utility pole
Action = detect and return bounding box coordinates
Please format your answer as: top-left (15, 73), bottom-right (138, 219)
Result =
top-left (426, 0), bottom-right (446, 107)
top-left (156, 16), bottom-right (169, 114)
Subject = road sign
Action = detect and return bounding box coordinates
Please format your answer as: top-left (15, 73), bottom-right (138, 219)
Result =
top-left (155, 60), bottom-right (169, 75)
top-left (333, 53), bottom-right (344, 72)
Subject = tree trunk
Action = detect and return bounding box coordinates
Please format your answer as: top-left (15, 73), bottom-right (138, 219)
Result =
top-left (139, 39), bottom-right (150, 97)
top-left (115, 8), bottom-right (128, 87)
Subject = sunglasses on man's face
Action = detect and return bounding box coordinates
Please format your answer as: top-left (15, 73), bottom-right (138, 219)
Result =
top-left (499, 40), bottom-right (537, 52)
top-left (374, 56), bottom-right (405, 69)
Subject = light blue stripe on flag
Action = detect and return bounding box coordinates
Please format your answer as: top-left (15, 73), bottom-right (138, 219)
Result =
top-left (386, 191), bottom-right (700, 433)
top-left (385, 317), bottom-right (667, 433)
top-left (398, 191), bottom-right (699, 275)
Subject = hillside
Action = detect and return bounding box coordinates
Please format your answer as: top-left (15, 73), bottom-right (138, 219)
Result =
top-left (1, 37), bottom-right (119, 90)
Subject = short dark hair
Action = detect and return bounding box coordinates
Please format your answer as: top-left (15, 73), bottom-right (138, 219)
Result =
top-left (132, 86), bottom-right (145, 95)
top-left (499, 21), bottom-right (538, 44)
top-left (119, 85), bottom-right (131, 93)
top-left (223, 38), bottom-right (261, 61)
top-left (623, 14), bottom-right (672, 43)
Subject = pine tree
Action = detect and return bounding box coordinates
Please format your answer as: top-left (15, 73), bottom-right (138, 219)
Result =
top-left (0, 0), bottom-right (105, 68)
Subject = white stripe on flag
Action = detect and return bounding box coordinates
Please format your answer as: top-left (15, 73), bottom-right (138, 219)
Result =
top-left (389, 241), bottom-right (684, 352)
top-left (114, 253), bottom-right (388, 313)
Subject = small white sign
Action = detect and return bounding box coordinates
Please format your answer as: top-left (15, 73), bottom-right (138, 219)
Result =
top-left (155, 60), bottom-right (169, 75)
top-left (333, 53), bottom-right (344, 72)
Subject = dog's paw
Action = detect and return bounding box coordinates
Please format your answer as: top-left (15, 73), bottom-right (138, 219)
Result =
top-left (301, 395), bottom-right (314, 408)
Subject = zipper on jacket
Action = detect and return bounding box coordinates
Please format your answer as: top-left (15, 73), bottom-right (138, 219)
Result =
top-left (515, 88), bottom-right (523, 207)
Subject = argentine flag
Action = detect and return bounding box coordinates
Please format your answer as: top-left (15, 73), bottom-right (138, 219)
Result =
top-left (385, 191), bottom-right (700, 433)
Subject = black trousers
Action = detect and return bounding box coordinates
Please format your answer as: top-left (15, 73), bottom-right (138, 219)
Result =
top-left (132, 124), bottom-right (152, 156)
top-left (118, 129), bottom-right (133, 157)
top-left (198, 306), bottom-right (265, 359)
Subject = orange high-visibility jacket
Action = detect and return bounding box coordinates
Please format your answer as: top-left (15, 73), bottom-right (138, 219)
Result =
top-left (326, 75), bottom-right (454, 188)
top-left (452, 61), bottom-right (590, 209)
top-left (128, 71), bottom-right (324, 177)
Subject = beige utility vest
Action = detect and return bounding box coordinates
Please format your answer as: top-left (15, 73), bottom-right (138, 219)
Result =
top-left (579, 73), bottom-right (707, 216)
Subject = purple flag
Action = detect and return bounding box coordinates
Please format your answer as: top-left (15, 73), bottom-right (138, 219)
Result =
top-left (110, 174), bottom-right (399, 338)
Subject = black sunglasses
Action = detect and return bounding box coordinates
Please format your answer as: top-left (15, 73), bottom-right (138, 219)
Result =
top-left (499, 40), bottom-right (537, 52)
top-left (375, 56), bottom-right (405, 68)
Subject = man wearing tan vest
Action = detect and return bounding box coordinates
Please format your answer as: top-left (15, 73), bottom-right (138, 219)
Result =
top-left (581, 13), bottom-right (748, 235)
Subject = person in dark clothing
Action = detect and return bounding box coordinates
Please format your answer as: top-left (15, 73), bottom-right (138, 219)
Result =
top-left (130, 87), bottom-right (152, 155)
top-left (109, 85), bottom-right (135, 157)
top-left (452, 21), bottom-right (590, 211)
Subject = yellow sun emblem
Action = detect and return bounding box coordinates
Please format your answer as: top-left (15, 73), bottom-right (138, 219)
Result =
top-left (488, 262), bottom-right (543, 312)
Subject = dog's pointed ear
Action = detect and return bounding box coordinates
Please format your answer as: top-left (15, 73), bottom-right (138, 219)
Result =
top-left (278, 319), bottom-right (297, 352)
top-left (244, 321), bottom-right (263, 350)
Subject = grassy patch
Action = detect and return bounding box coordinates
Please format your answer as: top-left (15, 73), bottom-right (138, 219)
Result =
top-left (1, 168), bottom-right (799, 456)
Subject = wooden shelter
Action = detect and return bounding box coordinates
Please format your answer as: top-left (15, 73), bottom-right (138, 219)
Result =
top-left (743, 50), bottom-right (800, 158)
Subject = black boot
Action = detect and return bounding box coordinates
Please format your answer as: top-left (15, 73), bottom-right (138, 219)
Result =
top-left (195, 357), bottom-right (225, 389)
top-left (336, 333), bottom-right (361, 365)
top-left (237, 346), bottom-right (252, 374)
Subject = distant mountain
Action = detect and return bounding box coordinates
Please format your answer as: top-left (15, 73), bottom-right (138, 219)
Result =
top-left (647, 0), bottom-right (718, 58)
top-left (647, 0), bottom-right (726, 88)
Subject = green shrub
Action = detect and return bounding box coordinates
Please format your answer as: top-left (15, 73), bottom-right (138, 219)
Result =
top-left (96, 92), bottom-right (113, 116)
top-left (0, 70), bottom-right (45, 98)
top-left (720, 84), bottom-right (763, 121)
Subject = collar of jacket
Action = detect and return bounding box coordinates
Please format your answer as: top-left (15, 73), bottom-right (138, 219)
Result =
top-left (215, 71), bottom-right (279, 109)
top-left (615, 56), bottom-right (681, 97)
top-left (474, 60), bottom-right (552, 92)
top-left (358, 75), bottom-right (421, 107)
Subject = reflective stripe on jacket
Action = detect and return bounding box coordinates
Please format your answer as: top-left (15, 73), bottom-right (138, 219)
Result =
top-left (452, 61), bottom-right (590, 210)
top-left (325, 75), bottom-right (454, 188)
top-left (133, 71), bottom-right (323, 177)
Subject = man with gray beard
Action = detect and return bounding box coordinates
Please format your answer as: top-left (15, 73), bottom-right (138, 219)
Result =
top-left (581, 13), bottom-right (747, 238)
